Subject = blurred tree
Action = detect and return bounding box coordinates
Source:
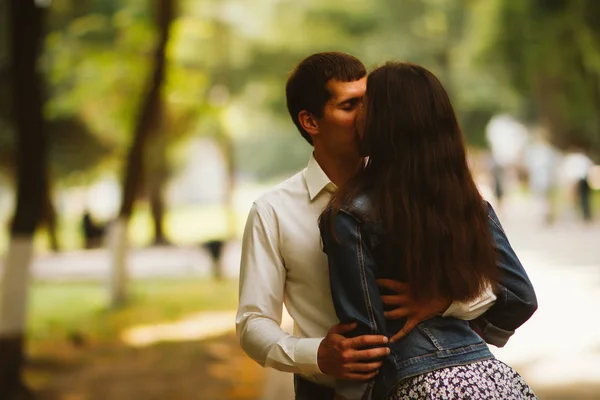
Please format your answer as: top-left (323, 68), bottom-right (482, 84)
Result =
top-left (0, 0), bottom-right (47, 398)
top-left (145, 115), bottom-right (170, 246)
top-left (473, 0), bottom-right (600, 156)
top-left (0, 0), bottom-right (13, 175)
top-left (43, 0), bottom-right (150, 158)
top-left (108, 0), bottom-right (174, 307)
top-left (41, 0), bottom-right (209, 247)
top-left (1, 0), bottom-right (124, 252)
top-left (10, 0), bottom-right (598, 257)
top-left (206, 17), bottom-right (237, 246)
top-left (46, 117), bottom-right (114, 177)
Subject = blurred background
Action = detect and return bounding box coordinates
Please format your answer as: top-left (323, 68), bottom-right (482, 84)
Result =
top-left (0, 0), bottom-right (599, 399)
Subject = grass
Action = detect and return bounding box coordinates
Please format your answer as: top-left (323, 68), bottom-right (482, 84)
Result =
top-left (27, 278), bottom-right (239, 345)
top-left (23, 278), bottom-right (265, 400)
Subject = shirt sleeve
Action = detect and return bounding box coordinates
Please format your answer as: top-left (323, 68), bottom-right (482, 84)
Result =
top-left (442, 284), bottom-right (497, 320)
top-left (236, 202), bottom-right (324, 376)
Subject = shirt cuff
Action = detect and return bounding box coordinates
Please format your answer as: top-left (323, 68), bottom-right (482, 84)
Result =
top-left (294, 337), bottom-right (324, 376)
top-left (441, 301), bottom-right (462, 318)
top-left (442, 287), bottom-right (497, 320)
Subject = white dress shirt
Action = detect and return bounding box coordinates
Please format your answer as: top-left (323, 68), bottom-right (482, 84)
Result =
top-left (236, 155), bottom-right (497, 388)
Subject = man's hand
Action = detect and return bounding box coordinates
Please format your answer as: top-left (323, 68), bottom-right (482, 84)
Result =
top-left (377, 279), bottom-right (451, 343)
top-left (317, 322), bottom-right (390, 381)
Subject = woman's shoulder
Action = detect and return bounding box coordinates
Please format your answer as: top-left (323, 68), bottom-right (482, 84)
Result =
top-left (339, 193), bottom-right (383, 235)
top-left (338, 192), bottom-right (374, 221)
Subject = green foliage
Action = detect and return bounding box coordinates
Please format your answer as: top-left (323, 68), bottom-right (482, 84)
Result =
top-left (47, 117), bottom-right (114, 177)
top-left (236, 129), bottom-right (312, 181)
top-left (4, 0), bottom-right (600, 187)
top-left (472, 0), bottom-right (600, 155)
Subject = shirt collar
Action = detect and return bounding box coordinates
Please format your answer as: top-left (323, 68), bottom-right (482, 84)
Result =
top-left (305, 154), bottom-right (337, 201)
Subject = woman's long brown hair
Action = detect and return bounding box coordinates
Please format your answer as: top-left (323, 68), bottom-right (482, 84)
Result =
top-left (324, 62), bottom-right (497, 303)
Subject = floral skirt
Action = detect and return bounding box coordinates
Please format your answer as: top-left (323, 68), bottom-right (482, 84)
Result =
top-left (386, 359), bottom-right (537, 400)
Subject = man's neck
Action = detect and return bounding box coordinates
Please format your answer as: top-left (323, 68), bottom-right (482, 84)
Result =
top-left (313, 149), bottom-right (362, 187)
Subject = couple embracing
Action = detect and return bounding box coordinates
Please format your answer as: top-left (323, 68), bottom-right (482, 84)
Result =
top-left (236, 52), bottom-right (538, 400)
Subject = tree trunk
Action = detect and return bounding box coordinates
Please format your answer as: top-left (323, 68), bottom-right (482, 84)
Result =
top-left (0, 0), bottom-right (46, 398)
top-left (44, 187), bottom-right (59, 252)
top-left (207, 128), bottom-right (236, 281)
top-left (147, 120), bottom-right (169, 246)
top-left (149, 175), bottom-right (168, 246)
top-left (208, 20), bottom-right (234, 281)
top-left (108, 0), bottom-right (174, 308)
top-left (220, 132), bottom-right (237, 241)
top-left (573, 45), bottom-right (600, 153)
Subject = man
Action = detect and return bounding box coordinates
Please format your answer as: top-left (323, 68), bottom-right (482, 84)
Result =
top-left (236, 52), bottom-right (496, 399)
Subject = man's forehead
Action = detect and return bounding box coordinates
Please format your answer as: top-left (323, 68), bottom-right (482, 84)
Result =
top-left (327, 77), bottom-right (366, 99)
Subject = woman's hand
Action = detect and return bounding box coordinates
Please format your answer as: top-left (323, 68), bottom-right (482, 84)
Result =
top-left (377, 279), bottom-right (451, 343)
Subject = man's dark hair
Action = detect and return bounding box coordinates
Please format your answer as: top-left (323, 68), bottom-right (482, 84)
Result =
top-left (286, 52), bottom-right (366, 145)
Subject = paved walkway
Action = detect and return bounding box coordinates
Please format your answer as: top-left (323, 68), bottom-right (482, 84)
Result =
top-left (0, 241), bottom-right (244, 282)
top-left (486, 197), bottom-right (600, 399)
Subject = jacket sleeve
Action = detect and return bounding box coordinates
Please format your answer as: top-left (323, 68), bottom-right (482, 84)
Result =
top-left (321, 211), bottom-right (387, 337)
top-left (320, 211), bottom-right (386, 400)
top-left (470, 202), bottom-right (538, 347)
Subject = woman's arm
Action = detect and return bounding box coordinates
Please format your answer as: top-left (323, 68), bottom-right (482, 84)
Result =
top-left (321, 210), bottom-right (387, 339)
top-left (320, 210), bottom-right (387, 400)
top-left (470, 202), bottom-right (538, 347)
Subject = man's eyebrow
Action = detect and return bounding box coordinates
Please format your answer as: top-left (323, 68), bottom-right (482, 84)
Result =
top-left (337, 96), bottom-right (363, 106)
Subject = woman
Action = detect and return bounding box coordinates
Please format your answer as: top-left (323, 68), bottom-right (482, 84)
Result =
top-left (319, 62), bottom-right (538, 400)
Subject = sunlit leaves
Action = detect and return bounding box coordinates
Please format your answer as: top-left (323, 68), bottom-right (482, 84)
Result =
top-left (471, 0), bottom-right (600, 152)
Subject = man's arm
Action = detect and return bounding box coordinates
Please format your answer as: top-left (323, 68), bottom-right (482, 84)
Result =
top-left (238, 202), bottom-right (390, 379)
top-left (236, 202), bottom-right (323, 376)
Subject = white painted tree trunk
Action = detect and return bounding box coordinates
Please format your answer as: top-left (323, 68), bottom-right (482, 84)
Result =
top-left (107, 217), bottom-right (129, 308)
top-left (0, 236), bottom-right (34, 336)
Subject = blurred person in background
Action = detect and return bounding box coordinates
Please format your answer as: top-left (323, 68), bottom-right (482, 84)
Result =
top-left (489, 156), bottom-right (505, 209)
top-left (524, 130), bottom-right (561, 225)
top-left (81, 210), bottom-right (106, 249)
top-left (236, 52), bottom-right (498, 400)
top-left (485, 114), bottom-right (529, 210)
top-left (319, 62), bottom-right (537, 400)
top-left (562, 147), bottom-right (594, 223)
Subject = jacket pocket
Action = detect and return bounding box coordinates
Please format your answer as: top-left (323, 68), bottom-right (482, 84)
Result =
top-left (417, 317), bottom-right (483, 351)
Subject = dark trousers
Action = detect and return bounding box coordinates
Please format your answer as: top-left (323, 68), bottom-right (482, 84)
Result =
top-left (578, 177), bottom-right (592, 221)
top-left (294, 374), bottom-right (335, 400)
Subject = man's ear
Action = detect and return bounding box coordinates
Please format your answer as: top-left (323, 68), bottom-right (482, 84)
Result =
top-left (298, 110), bottom-right (319, 137)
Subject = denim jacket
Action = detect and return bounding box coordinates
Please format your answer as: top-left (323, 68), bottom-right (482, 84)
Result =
top-left (315, 195), bottom-right (538, 400)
